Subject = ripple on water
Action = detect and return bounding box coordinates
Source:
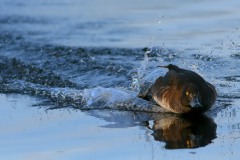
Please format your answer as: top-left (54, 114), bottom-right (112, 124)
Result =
top-left (230, 53), bottom-right (240, 59)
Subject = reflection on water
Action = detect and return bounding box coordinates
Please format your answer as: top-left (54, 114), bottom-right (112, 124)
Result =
top-left (148, 114), bottom-right (217, 149)
top-left (87, 109), bottom-right (217, 149)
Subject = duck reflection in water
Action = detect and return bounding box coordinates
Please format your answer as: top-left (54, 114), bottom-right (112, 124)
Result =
top-left (87, 110), bottom-right (216, 149)
top-left (146, 114), bottom-right (217, 149)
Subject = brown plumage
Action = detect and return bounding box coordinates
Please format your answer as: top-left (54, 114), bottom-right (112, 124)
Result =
top-left (138, 64), bottom-right (217, 114)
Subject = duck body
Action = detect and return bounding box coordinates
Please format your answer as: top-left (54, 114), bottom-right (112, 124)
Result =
top-left (139, 64), bottom-right (217, 114)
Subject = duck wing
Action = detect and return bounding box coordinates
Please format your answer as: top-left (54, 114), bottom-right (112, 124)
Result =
top-left (151, 70), bottom-right (179, 96)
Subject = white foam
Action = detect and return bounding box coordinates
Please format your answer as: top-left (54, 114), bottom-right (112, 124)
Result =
top-left (82, 86), bottom-right (137, 107)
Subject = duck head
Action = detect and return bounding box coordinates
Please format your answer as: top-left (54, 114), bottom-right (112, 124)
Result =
top-left (181, 83), bottom-right (202, 110)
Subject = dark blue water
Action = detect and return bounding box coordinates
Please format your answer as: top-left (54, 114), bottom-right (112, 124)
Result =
top-left (1, 0), bottom-right (240, 159)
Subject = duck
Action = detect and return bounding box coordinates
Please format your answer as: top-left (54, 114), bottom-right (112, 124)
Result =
top-left (138, 64), bottom-right (217, 114)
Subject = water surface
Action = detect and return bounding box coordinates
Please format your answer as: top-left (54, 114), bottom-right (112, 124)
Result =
top-left (0, 0), bottom-right (240, 159)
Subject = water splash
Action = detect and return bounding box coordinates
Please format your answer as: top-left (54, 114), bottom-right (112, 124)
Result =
top-left (131, 48), bottom-right (150, 92)
top-left (0, 78), bottom-right (167, 112)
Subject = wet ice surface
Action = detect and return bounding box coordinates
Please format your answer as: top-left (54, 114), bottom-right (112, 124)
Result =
top-left (1, 94), bottom-right (240, 159)
top-left (0, 0), bottom-right (240, 159)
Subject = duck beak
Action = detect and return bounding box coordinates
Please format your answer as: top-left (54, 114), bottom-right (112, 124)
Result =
top-left (190, 97), bottom-right (202, 108)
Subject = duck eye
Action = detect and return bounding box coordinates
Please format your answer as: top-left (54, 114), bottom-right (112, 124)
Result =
top-left (186, 91), bottom-right (189, 96)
